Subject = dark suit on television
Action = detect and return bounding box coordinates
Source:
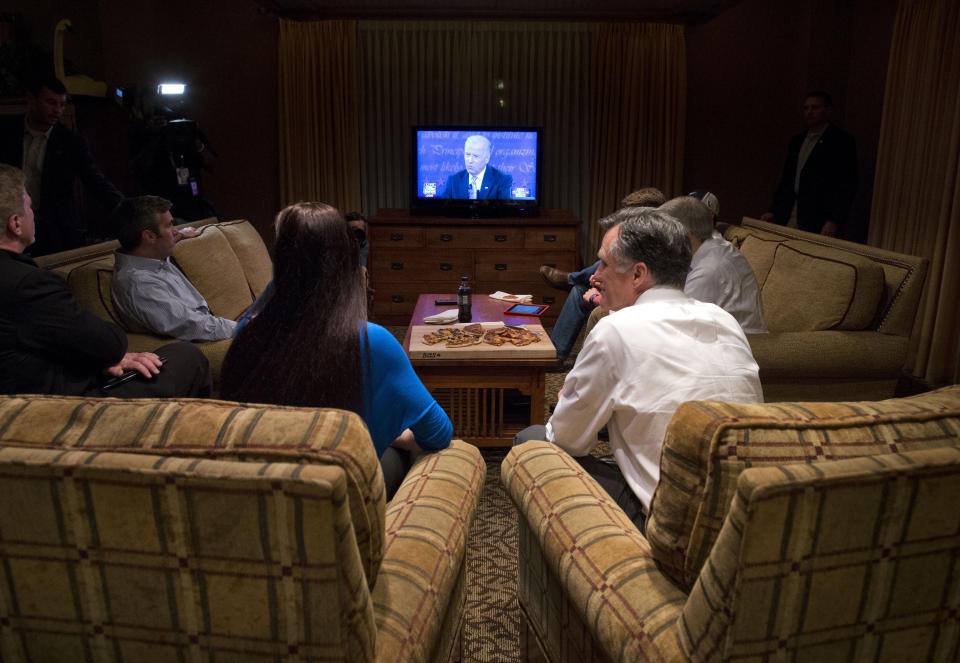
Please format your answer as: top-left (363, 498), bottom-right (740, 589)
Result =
top-left (0, 114), bottom-right (123, 256)
top-left (442, 166), bottom-right (513, 200)
top-left (768, 123), bottom-right (857, 234)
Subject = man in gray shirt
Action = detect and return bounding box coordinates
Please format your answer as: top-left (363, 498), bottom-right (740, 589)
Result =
top-left (110, 196), bottom-right (236, 341)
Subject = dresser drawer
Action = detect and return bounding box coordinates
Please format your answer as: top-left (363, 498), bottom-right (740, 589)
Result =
top-left (370, 284), bottom-right (431, 318)
top-left (524, 227), bottom-right (577, 250)
top-left (371, 249), bottom-right (474, 282)
top-left (370, 226), bottom-right (425, 247)
top-left (425, 227), bottom-right (524, 249)
top-left (475, 251), bottom-right (577, 283)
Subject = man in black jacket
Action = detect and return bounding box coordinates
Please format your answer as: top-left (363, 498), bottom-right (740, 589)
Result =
top-left (762, 92), bottom-right (857, 237)
top-left (0, 76), bottom-right (123, 255)
top-left (0, 164), bottom-right (208, 397)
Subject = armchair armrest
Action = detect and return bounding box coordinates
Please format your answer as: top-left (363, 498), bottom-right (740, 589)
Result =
top-left (502, 441), bottom-right (687, 663)
top-left (373, 440), bottom-right (486, 663)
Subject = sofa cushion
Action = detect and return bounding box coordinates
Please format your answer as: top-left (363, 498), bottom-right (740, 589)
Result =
top-left (645, 385), bottom-right (960, 591)
top-left (735, 235), bottom-right (781, 288)
top-left (761, 240), bottom-right (884, 332)
top-left (216, 219), bottom-right (273, 297)
top-left (64, 257), bottom-right (129, 328)
top-left (173, 227), bottom-right (254, 320)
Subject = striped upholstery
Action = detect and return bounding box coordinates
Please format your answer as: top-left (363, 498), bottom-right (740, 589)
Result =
top-left (680, 445), bottom-right (960, 662)
top-left (0, 446), bottom-right (374, 662)
top-left (501, 386), bottom-right (960, 663)
top-left (0, 395), bottom-right (485, 663)
top-left (502, 442), bottom-right (687, 663)
top-left (0, 395), bottom-right (386, 583)
top-left (647, 385), bottom-right (960, 590)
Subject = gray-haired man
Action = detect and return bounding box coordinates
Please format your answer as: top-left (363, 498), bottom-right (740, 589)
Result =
top-left (515, 208), bottom-right (763, 532)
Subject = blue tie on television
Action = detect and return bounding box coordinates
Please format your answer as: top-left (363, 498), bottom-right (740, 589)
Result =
top-left (469, 176), bottom-right (477, 199)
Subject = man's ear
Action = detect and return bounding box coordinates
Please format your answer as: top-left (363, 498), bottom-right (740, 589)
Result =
top-left (632, 261), bottom-right (654, 289)
top-left (140, 227), bottom-right (154, 246)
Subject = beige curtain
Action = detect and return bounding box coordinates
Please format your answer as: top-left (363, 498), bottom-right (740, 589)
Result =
top-left (277, 19), bottom-right (362, 211)
top-left (279, 19), bottom-right (684, 266)
top-left (587, 23), bottom-right (686, 256)
top-left (356, 21), bottom-right (593, 242)
top-left (869, 0), bottom-right (960, 386)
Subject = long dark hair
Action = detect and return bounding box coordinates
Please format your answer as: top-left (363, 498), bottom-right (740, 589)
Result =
top-left (220, 202), bottom-right (367, 412)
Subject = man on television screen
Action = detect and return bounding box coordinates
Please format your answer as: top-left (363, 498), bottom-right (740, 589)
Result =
top-left (442, 135), bottom-right (513, 200)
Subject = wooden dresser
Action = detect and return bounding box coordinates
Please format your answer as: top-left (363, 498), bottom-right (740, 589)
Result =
top-left (368, 209), bottom-right (581, 325)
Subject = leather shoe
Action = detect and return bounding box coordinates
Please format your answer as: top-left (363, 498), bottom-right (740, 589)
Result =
top-left (540, 265), bottom-right (571, 291)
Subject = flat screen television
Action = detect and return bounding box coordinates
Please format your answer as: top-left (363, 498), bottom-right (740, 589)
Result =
top-left (411, 125), bottom-right (541, 217)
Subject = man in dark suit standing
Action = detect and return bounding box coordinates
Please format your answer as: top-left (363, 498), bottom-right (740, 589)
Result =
top-left (442, 134), bottom-right (513, 199)
top-left (762, 92), bottom-right (857, 237)
top-left (0, 76), bottom-right (123, 256)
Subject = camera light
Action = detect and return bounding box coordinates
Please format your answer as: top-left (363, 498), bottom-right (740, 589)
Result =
top-left (158, 83), bottom-right (186, 96)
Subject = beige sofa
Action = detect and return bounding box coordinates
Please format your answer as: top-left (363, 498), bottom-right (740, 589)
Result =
top-left (723, 217), bottom-right (929, 401)
top-left (585, 217), bottom-right (929, 401)
top-left (0, 394), bottom-right (485, 663)
top-left (502, 385), bottom-right (960, 662)
top-left (36, 219), bottom-right (272, 389)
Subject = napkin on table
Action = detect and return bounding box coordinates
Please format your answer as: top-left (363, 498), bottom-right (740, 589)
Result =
top-left (422, 309), bottom-right (460, 324)
top-left (489, 291), bottom-right (533, 304)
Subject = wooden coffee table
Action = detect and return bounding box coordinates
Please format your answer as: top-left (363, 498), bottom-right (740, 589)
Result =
top-left (402, 294), bottom-right (558, 446)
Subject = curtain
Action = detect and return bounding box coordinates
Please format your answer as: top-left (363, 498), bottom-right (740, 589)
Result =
top-left (278, 19), bottom-right (685, 266)
top-left (588, 23), bottom-right (686, 256)
top-left (869, 0), bottom-right (960, 385)
top-left (277, 19), bottom-right (362, 211)
top-left (356, 21), bottom-right (593, 249)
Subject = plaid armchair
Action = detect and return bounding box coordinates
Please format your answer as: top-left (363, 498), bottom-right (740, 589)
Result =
top-left (501, 386), bottom-right (960, 662)
top-left (0, 395), bottom-right (485, 663)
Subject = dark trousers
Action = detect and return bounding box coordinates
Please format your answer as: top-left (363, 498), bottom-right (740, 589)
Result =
top-left (380, 446), bottom-right (424, 502)
top-left (514, 424), bottom-right (646, 534)
top-left (85, 341), bottom-right (211, 399)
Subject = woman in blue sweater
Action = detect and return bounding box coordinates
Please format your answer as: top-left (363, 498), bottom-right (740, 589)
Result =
top-left (220, 202), bottom-right (451, 497)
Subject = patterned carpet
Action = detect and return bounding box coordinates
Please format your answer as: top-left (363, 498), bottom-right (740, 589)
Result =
top-left (462, 448), bottom-right (523, 662)
top-left (384, 324), bottom-right (571, 662)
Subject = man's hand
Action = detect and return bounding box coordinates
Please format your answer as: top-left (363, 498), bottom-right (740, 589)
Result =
top-left (760, 212), bottom-right (775, 222)
top-left (582, 287), bottom-right (602, 308)
top-left (820, 221), bottom-right (838, 237)
top-left (105, 352), bottom-right (162, 378)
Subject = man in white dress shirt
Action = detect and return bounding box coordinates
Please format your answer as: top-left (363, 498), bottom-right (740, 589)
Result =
top-left (515, 208), bottom-right (763, 532)
top-left (660, 196), bottom-right (767, 333)
top-left (110, 196), bottom-right (236, 342)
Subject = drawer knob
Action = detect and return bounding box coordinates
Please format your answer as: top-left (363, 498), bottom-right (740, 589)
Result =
top-left (391, 262), bottom-right (404, 270)
top-left (439, 233), bottom-right (453, 242)
top-left (543, 234), bottom-right (557, 242)
top-left (390, 232), bottom-right (404, 241)
top-left (439, 263), bottom-right (453, 271)
top-left (544, 296), bottom-right (556, 304)
top-left (494, 234), bottom-right (507, 242)
top-left (391, 295), bottom-right (405, 303)
top-left (495, 263), bottom-right (507, 271)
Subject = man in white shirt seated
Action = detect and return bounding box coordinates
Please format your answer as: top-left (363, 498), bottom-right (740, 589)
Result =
top-left (110, 196), bottom-right (236, 342)
top-left (659, 195), bottom-right (767, 333)
top-left (515, 208), bottom-right (763, 532)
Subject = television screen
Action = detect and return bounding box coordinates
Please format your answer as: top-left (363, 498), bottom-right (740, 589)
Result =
top-left (412, 126), bottom-right (540, 216)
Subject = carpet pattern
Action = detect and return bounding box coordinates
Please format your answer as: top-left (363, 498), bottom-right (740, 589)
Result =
top-left (462, 448), bottom-right (522, 662)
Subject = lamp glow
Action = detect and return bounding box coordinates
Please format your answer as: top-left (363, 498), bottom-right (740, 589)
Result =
top-left (158, 83), bottom-right (186, 96)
